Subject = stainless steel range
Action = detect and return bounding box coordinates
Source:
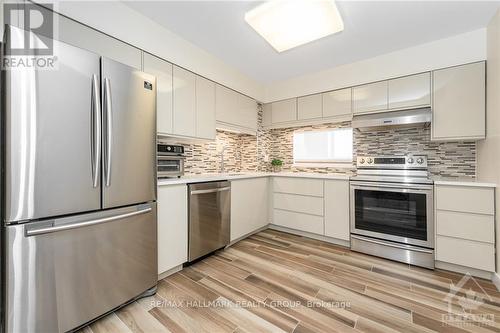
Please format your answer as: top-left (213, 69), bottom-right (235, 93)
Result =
top-left (350, 155), bottom-right (434, 269)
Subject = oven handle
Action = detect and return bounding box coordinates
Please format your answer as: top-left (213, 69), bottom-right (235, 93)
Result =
top-left (350, 181), bottom-right (433, 192)
top-left (351, 235), bottom-right (434, 254)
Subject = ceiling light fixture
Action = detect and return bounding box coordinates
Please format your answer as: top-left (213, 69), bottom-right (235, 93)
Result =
top-left (244, 0), bottom-right (344, 53)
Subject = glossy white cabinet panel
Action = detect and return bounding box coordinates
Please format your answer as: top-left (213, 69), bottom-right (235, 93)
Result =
top-left (272, 209), bottom-right (324, 235)
top-left (238, 94), bottom-right (258, 131)
top-left (173, 66), bottom-right (196, 137)
top-left (324, 180), bottom-right (350, 241)
top-left (436, 210), bottom-right (494, 243)
top-left (322, 88), bottom-right (352, 118)
top-left (432, 62), bottom-right (486, 140)
top-left (231, 178), bottom-right (269, 241)
top-left (143, 53), bottom-right (173, 135)
top-left (273, 177), bottom-right (324, 197)
top-left (352, 81), bottom-right (388, 114)
top-left (388, 73), bottom-right (431, 110)
top-left (57, 13), bottom-right (142, 69)
top-left (262, 103), bottom-right (272, 127)
top-left (435, 185), bottom-right (494, 215)
top-left (273, 193), bottom-right (324, 216)
top-left (436, 236), bottom-right (494, 272)
top-left (271, 98), bottom-right (297, 123)
top-left (298, 94), bottom-right (322, 120)
top-left (157, 185), bottom-right (188, 274)
top-left (195, 76), bottom-right (216, 140)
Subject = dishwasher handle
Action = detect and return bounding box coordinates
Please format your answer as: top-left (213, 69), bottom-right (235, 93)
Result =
top-left (190, 186), bottom-right (231, 195)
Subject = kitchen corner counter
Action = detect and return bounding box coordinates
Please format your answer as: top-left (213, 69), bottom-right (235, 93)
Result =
top-left (432, 177), bottom-right (497, 188)
top-left (157, 172), bottom-right (351, 186)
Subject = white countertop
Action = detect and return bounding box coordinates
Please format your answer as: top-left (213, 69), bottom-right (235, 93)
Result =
top-left (157, 172), bottom-right (350, 186)
top-left (432, 177), bottom-right (497, 188)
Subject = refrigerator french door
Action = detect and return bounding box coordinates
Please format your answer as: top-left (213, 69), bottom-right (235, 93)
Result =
top-left (3, 25), bottom-right (157, 333)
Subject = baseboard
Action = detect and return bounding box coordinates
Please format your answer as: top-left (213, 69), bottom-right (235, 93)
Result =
top-left (492, 273), bottom-right (500, 291)
top-left (228, 225), bottom-right (270, 246)
top-left (268, 224), bottom-right (350, 248)
top-left (435, 261), bottom-right (494, 280)
top-left (158, 264), bottom-right (183, 281)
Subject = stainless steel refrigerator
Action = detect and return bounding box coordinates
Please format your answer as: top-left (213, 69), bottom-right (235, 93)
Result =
top-left (2, 25), bottom-right (158, 333)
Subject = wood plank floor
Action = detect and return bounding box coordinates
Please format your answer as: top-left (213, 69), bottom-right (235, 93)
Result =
top-left (78, 229), bottom-right (500, 333)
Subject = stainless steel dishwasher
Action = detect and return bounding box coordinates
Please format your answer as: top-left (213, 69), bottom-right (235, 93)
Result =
top-left (188, 181), bottom-right (231, 261)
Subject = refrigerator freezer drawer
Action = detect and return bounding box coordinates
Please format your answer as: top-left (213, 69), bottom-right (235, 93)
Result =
top-left (4, 203), bottom-right (157, 333)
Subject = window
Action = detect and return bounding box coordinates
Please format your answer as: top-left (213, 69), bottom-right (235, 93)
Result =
top-left (293, 128), bottom-right (353, 165)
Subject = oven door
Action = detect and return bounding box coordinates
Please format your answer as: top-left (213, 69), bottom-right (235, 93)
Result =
top-left (350, 181), bottom-right (434, 248)
top-left (158, 156), bottom-right (184, 177)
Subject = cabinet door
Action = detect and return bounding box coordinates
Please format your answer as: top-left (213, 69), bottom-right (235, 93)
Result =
top-left (56, 12), bottom-right (142, 69)
top-left (143, 53), bottom-right (173, 135)
top-left (216, 84), bottom-right (238, 125)
top-left (272, 98), bottom-right (297, 123)
top-left (262, 103), bottom-right (272, 127)
top-left (231, 178), bottom-right (269, 241)
top-left (158, 185), bottom-right (188, 274)
top-left (352, 81), bottom-right (388, 114)
top-left (298, 94), bottom-right (322, 120)
top-left (195, 76), bottom-right (216, 140)
top-left (324, 180), bottom-right (350, 240)
top-left (173, 65), bottom-right (196, 137)
top-left (432, 62), bottom-right (486, 140)
top-left (322, 88), bottom-right (352, 118)
top-left (238, 94), bottom-right (258, 131)
top-left (388, 73), bottom-right (431, 110)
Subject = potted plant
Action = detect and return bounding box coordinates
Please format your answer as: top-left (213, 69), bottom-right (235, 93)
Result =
top-left (271, 159), bottom-right (283, 172)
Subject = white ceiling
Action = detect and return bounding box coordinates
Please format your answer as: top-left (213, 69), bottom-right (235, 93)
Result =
top-left (124, 1), bottom-right (500, 84)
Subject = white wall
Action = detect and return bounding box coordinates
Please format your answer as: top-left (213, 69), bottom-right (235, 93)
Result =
top-left (265, 29), bottom-right (487, 103)
top-left (477, 9), bottom-right (500, 275)
top-left (46, 0), bottom-right (265, 101)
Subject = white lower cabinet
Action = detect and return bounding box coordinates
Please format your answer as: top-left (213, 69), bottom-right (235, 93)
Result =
top-left (324, 180), bottom-right (350, 241)
top-left (270, 177), bottom-right (350, 240)
top-left (435, 184), bottom-right (495, 272)
top-left (157, 185), bottom-right (188, 275)
top-left (230, 178), bottom-right (269, 241)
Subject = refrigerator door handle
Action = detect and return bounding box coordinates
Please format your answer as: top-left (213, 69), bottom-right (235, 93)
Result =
top-left (91, 74), bottom-right (101, 188)
top-left (103, 77), bottom-right (113, 187)
top-left (25, 206), bottom-right (152, 236)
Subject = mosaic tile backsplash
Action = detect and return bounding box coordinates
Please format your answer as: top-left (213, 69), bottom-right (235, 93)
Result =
top-left (162, 107), bottom-right (477, 178)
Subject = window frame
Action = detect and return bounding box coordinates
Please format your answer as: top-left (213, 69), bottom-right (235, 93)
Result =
top-left (292, 127), bottom-right (353, 168)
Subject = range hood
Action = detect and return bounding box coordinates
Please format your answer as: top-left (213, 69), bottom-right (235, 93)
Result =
top-left (352, 108), bottom-right (431, 131)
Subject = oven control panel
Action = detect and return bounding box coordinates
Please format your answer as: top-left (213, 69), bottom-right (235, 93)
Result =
top-left (357, 155), bottom-right (427, 169)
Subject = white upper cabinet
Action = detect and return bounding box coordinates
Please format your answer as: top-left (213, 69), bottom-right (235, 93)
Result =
top-left (432, 62), bottom-right (486, 141)
top-left (216, 84), bottom-right (258, 134)
top-left (238, 94), bottom-right (258, 132)
top-left (143, 53), bottom-right (173, 135)
top-left (262, 103), bottom-right (272, 127)
top-left (271, 98), bottom-right (297, 123)
top-left (322, 88), bottom-right (352, 119)
top-left (195, 76), bottom-right (216, 140)
top-left (388, 73), bottom-right (431, 110)
top-left (56, 13), bottom-right (142, 69)
top-left (298, 94), bottom-right (322, 120)
top-left (352, 81), bottom-right (388, 114)
top-left (172, 65), bottom-right (196, 137)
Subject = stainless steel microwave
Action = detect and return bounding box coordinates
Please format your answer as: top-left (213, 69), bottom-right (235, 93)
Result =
top-left (158, 144), bottom-right (185, 178)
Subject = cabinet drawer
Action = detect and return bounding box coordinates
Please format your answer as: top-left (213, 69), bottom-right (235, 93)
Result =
top-left (435, 185), bottom-right (494, 215)
top-left (436, 210), bottom-right (494, 243)
top-left (272, 209), bottom-right (324, 235)
top-left (436, 236), bottom-right (495, 272)
top-left (273, 177), bottom-right (323, 197)
top-left (273, 193), bottom-right (324, 216)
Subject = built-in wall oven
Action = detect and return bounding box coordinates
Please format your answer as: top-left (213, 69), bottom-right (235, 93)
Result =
top-left (158, 144), bottom-right (185, 178)
top-left (350, 155), bottom-right (435, 269)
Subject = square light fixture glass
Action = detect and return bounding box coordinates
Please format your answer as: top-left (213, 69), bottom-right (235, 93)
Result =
top-left (245, 0), bottom-right (344, 53)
